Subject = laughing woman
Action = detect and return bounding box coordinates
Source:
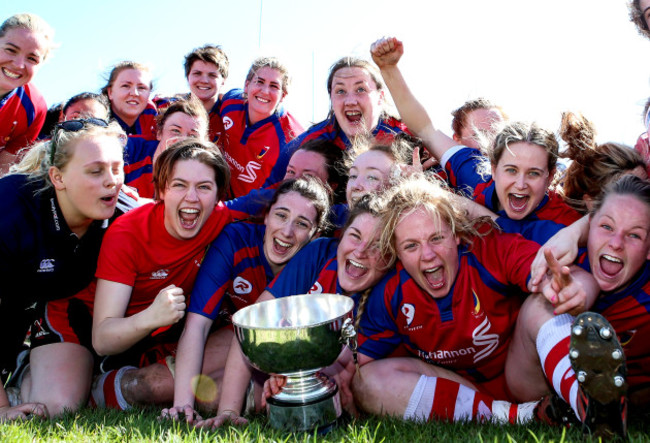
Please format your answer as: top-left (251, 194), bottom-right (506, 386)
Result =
top-left (90, 139), bottom-right (232, 411)
top-left (0, 13), bottom-right (55, 174)
top-left (161, 176), bottom-right (331, 421)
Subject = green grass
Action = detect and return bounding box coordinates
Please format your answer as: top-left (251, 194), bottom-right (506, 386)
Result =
top-left (0, 407), bottom-right (648, 442)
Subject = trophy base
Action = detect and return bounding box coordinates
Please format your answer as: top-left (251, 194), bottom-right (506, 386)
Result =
top-left (266, 386), bottom-right (342, 432)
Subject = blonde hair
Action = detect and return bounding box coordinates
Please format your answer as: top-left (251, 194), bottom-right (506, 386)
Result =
top-left (10, 121), bottom-right (125, 191)
top-left (245, 56), bottom-right (291, 95)
top-left (378, 174), bottom-right (487, 268)
top-left (0, 13), bottom-right (56, 60)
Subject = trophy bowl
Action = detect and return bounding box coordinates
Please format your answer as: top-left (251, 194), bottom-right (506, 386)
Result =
top-left (232, 293), bottom-right (355, 432)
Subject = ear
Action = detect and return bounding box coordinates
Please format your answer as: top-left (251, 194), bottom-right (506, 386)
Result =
top-left (49, 166), bottom-right (66, 191)
top-left (453, 133), bottom-right (462, 143)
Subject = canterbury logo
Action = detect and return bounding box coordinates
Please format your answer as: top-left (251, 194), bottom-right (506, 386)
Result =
top-left (37, 259), bottom-right (55, 273)
top-left (233, 276), bottom-right (253, 295)
top-left (223, 116), bottom-right (234, 130)
top-left (238, 161), bottom-right (262, 183)
top-left (401, 303), bottom-right (415, 326)
top-left (472, 316), bottom-right (499, 363)
top-left (308, 282), bottom-right (323, 294)
top-left (150, 269), bottom-right (169, 280)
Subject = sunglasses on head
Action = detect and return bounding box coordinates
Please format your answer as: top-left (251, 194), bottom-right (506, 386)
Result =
top-left (50, 118), bottom-right (110, 163)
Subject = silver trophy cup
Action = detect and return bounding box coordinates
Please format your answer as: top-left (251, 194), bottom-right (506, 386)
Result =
top-left (232, 293), bottom-right (355, 431)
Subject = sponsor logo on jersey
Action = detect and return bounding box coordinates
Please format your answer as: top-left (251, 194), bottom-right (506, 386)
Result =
top-left (401, 303), bottom-right (415, 326)
top-left (150, 269), bottom-right (169, 280)
top-left (418, 346), bottom-right (477, 363)
top-left (238, 161), bottom-right (262, 183)
top-left (37, 259), bottom-right (55, 273)
top-left (233, 276), bottom-right (253, 295)
top-left (257, 146), bottom-right (270, 159)
top-left (472, 316), bottom-right (499, 363)
top-left (33, 319), bottom-right (50, 338)
top-left (309, 281), bottom-right (323, 294)
top-left (223, 116), bottom-right (234, 130)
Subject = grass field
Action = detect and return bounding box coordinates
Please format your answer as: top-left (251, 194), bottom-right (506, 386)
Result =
top-left (1, 407), bottom-right (648, 442)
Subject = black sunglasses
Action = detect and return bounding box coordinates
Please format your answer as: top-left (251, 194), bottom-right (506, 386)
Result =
top-left (50, 118), bottom-right (110, 163)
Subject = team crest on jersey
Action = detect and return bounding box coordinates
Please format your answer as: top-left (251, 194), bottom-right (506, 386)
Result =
top-left (150, 269), bottom-right (169, 280)
top-left (223, 116), bottom-right (234, 130)
top-left (472, 316), bottom-right (499, 363)
top-left (308, 282), bottom-right (323, 294)
top-left (471, 289), bottom-right (484, 318)
top-left (238, 161), bottom-right (262, 183)
top-left (618, 330), bottom-right (636, 347)
top-left (37, 259), bottom-right (55, 273)
top-left (401, 303), bottom-right (415, 326)
top-left (233, 276), bottom-right (253, 295)
top-left (33, 319), bottom-right (49, 338)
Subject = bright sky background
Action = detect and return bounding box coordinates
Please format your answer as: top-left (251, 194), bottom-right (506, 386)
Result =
top-left (5, 1), bottom-right (650, 146)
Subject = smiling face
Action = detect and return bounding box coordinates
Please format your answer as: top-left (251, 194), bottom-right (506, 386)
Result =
top-left (159, 159), bottom-right (218, 240)
top-left (263, 191), bottom-right (319, 275)
top-left (284, 149), bottom-right (329, 184)
top-left (52, 134), bottom-right (125, 226)
top-left (244, 66), bottom-right (285, 125)
top-left (346, 150), bottom-right (394, 206)
top-left (491, 141), bottom-right (553, 220)
top-left (107, 68), bottom-right (152, 126)
top-left (0, 27), bottom-right (48, 96)
top-left (394, 208), bottom-right (460, 299)
top-left (587, 194), bottom-right (650, 292)
top-left (188, 60), bottom-right (224, 108)
top-left (330, 67), bottom-right (384, 138)
top-left (336, 213), bottom-right (388, 293)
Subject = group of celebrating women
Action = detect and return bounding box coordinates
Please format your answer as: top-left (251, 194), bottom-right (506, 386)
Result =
top-left (1, 6), bottom-right (650, 440)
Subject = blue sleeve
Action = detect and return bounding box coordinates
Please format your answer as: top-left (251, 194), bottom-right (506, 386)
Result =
top-left (225, 187), bottom-right (274, 220)
top-left (267, 238), bottom-right (336, 298)
top-left (261, 133), bottom-right (305, 188)
top-left (357, 278), bottom-right (402, 360)
top-left (189, 227), bottom-right (239, 319)
top-left (445, 147), bottom-right (490, 197)
top-left (495, 217), bottom-right (565, 246)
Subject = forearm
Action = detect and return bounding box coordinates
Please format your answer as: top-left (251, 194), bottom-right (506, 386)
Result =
top-left (92, 310), bottom-right (157, 356)
top-left (217, 336), bottom-right (253, 415)
top-left (173, 316), bottom-right (211, 408)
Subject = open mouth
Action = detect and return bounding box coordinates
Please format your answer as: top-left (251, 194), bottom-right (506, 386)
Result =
top-left (345, 259), bottom-right (368, 279)
top-left (599, 254), bottom-right (624, 278)
top-left (2, 68), bottom-right (20, 79)
top-left (100, 195), bottom-right (116, 205)
top-left (272, 238), bottom-right (292, 255)
top-left (179, 208), bottom-right (200, 230)
top-left (345, 110), bottom-right (362, 124)
top-left (508, 193), bottom-right (529, 213)
top-left (424, 265), bottom-right (445, 290)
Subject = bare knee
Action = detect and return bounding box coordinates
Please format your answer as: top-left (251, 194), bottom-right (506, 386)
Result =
top-left (121, 364), bottom-right (173, 406)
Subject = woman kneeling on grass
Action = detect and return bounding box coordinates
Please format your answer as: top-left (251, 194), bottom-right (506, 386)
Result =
top-left (90, 139), bottom-right (232, 410)
top-left (265, 175), bottom-right (599, 427)
top-left (160, 176), bottom-right (331, 422)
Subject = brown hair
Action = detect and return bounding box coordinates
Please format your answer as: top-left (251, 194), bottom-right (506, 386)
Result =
top-left (264, 176), bottom-right (332, 233)
top-left (450, 98), bottom-right (507, 140)
top-left (153, 138), bottom-right (230, 202)
top-left (559, 111), bottom-right (646, 213)
top-left (629, 0), bottom-right (650, 39)
top-left (101, 61), bottom-right (153, 96)
top-left (591, 174), bottom-right (650, 216)
top-left (155, 96), bottom-right (208, 137)
top-left (486, 121), bottom-right (559, 173)
top-left (184, 44), bottom-right (229, 79)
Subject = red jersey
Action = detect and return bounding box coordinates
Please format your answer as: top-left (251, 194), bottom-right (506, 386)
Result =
top-left (96, 201), bottom-right (231, 317)
top-left (0, 83), bottom-right (46, 154)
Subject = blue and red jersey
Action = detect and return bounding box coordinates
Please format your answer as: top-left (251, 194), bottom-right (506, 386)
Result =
top-left (357, 226), bottom-right (538, 391)
top-left (443, 146), bottom-right (581, 244)
top-left (111, 100), bottom-right (158, 141)
top-left (576, 251), bottom-right (650, 390)
top-left (218, 89), bottom-right (303, 198)
top-left (0, 83), bottom-right (46, 154)
top-left (262, 115), bottom-right (410, 189)
top-left (123, 137), bottom-right (159, 198)
top-left (267, 237), bottom-right (344, 299)
top-left (190, 222), bottom-right (274, 320)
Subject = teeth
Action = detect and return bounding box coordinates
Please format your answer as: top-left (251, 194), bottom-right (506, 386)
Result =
top-left (274, 238), bottom-right (291, 248)
top-left (180, 208), bottom-right (199, 214)
top-left (255, 96), bottom-right (270, 103)
top-left (345, 111), bottom-right (361, 116)
top-left (348, 259), bottom-right (366, 270)
top-left (2, 68), bottom-right (20, 79)
top-left (424, 266), bottom-right (442, 273)
top-left (512, 193), bottom-right (527, 198)
top-left (602, 254), bottom-right (622, 264)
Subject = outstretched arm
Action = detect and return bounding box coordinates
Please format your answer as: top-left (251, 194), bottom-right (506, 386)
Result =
top-left (370, 37), bottom-right (457, 161)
